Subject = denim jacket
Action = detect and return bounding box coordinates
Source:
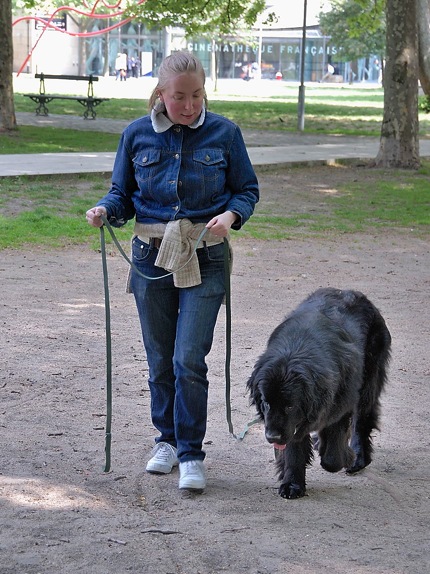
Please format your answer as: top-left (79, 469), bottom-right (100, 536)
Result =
top-left (97, 110), bottom-right (259, 230)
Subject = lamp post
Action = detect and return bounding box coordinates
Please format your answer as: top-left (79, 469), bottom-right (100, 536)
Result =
top-left (297, 0), bottom-right (308, 131)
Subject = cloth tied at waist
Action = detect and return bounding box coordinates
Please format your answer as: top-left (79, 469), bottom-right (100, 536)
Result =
top-left (155, 219), bottom-right (222, 287)
top-left (132, 219), bottom-right (225, 288)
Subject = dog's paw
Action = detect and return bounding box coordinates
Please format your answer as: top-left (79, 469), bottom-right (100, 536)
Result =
top-left (321, 446), bottom-right (356, 473)
top-left (279, 482), bottom-right (306, 499)
top-left (346, 455), bottom-right (370, 474)
top-left (346, 445), bottom-right (374, 474)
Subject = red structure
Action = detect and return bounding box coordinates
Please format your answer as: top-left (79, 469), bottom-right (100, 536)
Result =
top-left (13, 0), bottom-right (146, 75)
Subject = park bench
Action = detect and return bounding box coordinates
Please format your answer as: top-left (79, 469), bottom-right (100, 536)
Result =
top-left (23, 73), bottom-right (110, 119)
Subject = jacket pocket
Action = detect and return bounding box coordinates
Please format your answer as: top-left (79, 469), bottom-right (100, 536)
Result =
top-left (193, 149), bottom-right (225, 173)
top-left (132, 149), bottom-right (162, 183)
top-left (192, 149), bottom-right (226, 201)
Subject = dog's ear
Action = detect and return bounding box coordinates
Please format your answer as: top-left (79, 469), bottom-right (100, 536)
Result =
top-left (246, 369), bottom-right (256, 394)
top-left (246, 356), bottom-right (265, 394)
top-left (246, 367), bottom-right (263, 410)
top-left (298, 373), bottom-right (324, 426)
top-left (285, 364), bottom-right (321, 425)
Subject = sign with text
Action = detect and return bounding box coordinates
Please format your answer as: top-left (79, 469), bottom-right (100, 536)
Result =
top-left (35, 16), bottom-right (67, 31)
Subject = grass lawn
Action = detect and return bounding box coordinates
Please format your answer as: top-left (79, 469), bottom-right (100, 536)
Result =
top-left (0, 85), bottom-right (428, 250)
top-left (5, 85), bottom-right (430, 155)
top-left (0, 163), bottom-right (428, 250)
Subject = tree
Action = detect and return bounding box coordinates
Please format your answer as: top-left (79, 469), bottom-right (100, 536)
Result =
top-left (126, 0), bottom-right (266, 37)
top-left (0, 0), bottom-right (17, 131)
top-left (319, 0), bottom-right (385, 64)
top-left (321, 0), bottom-right (430, 97)
top-left (374, 0), bottom-right (419, 168)
top-left (126, 0), bottom-right (267, 82)
top-left (321, 0), bottom-right (421, 168)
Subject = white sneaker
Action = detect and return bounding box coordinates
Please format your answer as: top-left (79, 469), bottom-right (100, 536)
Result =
top-left (179, 460), bottom-right (206, 490)
top-left (146, 442), bottom-right (178, 474)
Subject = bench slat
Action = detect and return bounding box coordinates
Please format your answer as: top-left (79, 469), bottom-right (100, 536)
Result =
top-left (23, 94), bottom-right (109, 101)
top-left (35, 73), bottom-right (99, 82)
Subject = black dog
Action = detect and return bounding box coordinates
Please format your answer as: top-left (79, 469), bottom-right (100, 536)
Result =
top-left (247, 288), bottom-right (391, 499)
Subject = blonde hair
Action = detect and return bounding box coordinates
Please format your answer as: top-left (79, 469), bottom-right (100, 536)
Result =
top-left (148, 51), bottom-right (208, 111)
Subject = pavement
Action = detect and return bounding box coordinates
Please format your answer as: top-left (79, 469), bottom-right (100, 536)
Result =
top-left (1, 111), bottom-right (430, 176)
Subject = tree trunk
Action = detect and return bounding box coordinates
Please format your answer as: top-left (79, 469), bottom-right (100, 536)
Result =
top-left (374, 0), bottom-right (419, 168)
top-left (0, 0), bottom-right (17, 132)
top-left (417, 0), bottom-right (430, 96)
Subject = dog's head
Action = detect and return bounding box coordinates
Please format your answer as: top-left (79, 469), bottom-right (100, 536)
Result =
top-left (246, 356), bottom-right (313, 448)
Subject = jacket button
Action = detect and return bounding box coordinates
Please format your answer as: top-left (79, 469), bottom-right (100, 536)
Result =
top-left (174, 153), bottom-right (180, 159)
top-left (205, 154), bottom-right (210, 161)
top-left (142, 156), bottom-right (148, 162)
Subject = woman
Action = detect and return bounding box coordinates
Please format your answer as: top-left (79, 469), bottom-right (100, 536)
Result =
top-left (86, 51), bottom-right (259, 491)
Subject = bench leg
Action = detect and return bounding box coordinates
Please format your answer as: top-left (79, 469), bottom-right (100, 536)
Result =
top-left (83, 100), bottom-right (97, 120)
top-left (36, 101), bottom-right (50, 116)
top-left (26, 96), bottom-right (52, 116)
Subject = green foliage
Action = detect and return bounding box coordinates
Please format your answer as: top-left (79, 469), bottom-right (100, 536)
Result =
top-left (419, 95), bottom-right (430, 113)
top-left (125, 0), bottom-right (266, 37)
top-left (319, 0), bottom-right (386, 61)
top-left (16, 0), bottom-right (266, 39)
top-left (15, 0), bottom-right (85, 12)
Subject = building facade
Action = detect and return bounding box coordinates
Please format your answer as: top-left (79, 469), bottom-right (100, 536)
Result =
top-left (12, 12), bottom-right (380, 84)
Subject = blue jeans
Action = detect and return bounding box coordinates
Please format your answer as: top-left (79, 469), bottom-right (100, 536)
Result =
top-left (130, 237), bottom-right (227, 462)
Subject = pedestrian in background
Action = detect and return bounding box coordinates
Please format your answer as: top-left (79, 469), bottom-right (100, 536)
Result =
top-left (115, 52), bottom-right (127, 81)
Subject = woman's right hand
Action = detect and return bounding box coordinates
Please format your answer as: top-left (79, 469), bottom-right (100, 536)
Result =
top-left (86, 206), bottom-right (107, 228)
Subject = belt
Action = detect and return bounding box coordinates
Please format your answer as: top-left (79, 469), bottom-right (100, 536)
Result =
top-left (136, 236), bottom-right (162, 248)
top-left (137, 235), bottom-right (223, 249)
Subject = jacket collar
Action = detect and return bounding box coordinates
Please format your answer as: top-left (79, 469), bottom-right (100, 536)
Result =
top-left (151, 101), bottom-right (205, 133)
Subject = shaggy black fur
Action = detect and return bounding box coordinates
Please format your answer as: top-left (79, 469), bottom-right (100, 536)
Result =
top-left (246, 288), bottom-right (391, 499)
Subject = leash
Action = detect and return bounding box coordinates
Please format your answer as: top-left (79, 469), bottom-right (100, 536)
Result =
top-left (98, 216), bottom-right (255, 472)
top-left (100, 224), bottom-right (112, 473)
top-left (223, 249), bottom-right (260, 441)
top-left (223, 238), bottom-right (234, 436)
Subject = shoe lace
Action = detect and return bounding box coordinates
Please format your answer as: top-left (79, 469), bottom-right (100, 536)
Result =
top-left (182, 460), bottom-right (200, 473)
top-left (154, 443), bottom-right (174, 462)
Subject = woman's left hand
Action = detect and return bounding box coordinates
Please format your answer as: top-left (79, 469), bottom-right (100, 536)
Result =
top-left (206, 211), bottom-right (238, 237)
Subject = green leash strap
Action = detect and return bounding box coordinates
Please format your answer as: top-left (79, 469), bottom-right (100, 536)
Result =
top-left (223, 238), bottom-right (259, 440)
top-left (100, 224), bottom-right (112, 472)
top-left (223, 238), bottom-right (234, 436)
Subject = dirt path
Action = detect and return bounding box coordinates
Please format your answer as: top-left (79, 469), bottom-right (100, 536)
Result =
top-left (1, 166), bottom-right (429, 574)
